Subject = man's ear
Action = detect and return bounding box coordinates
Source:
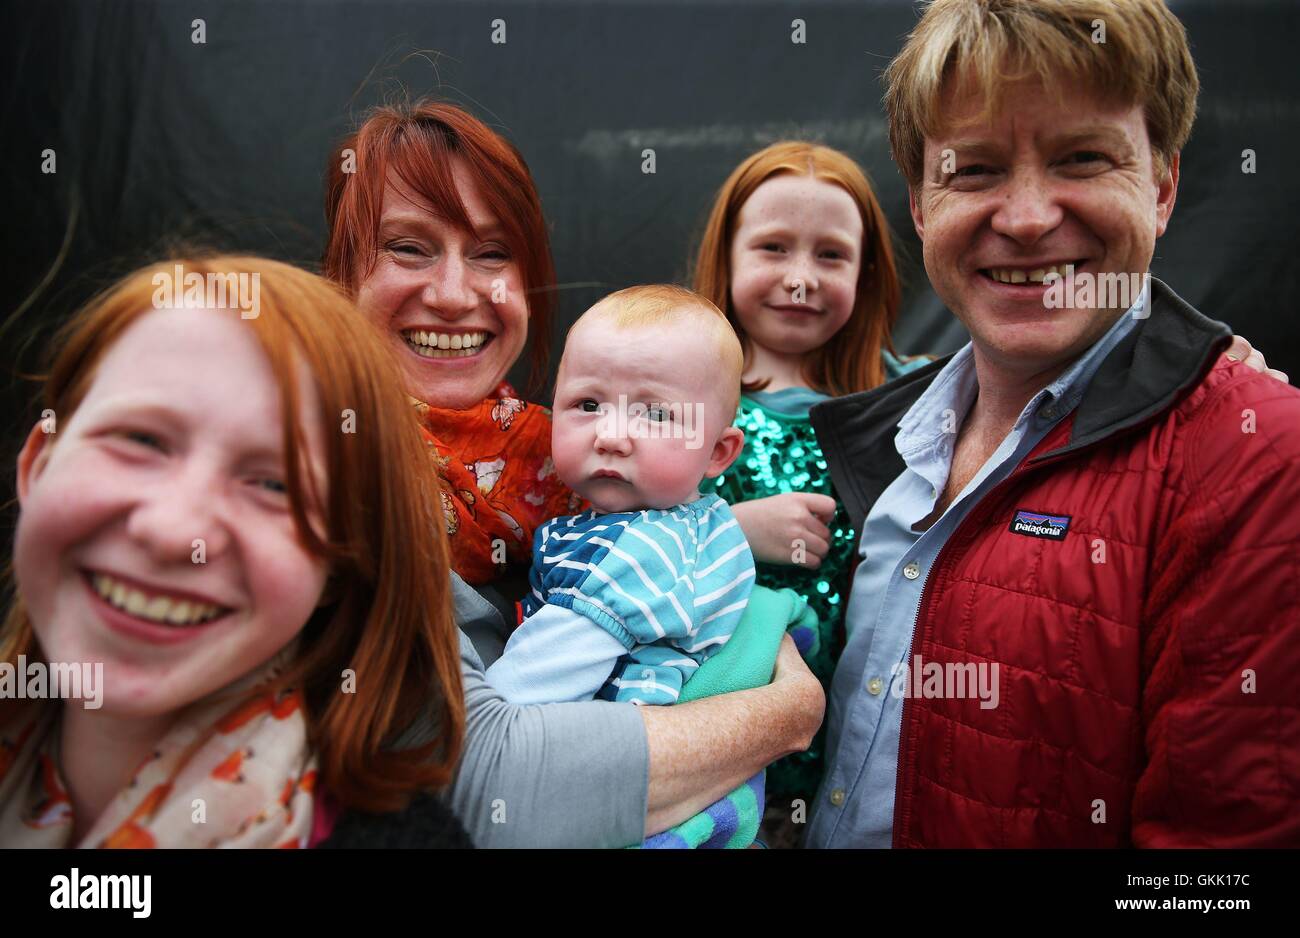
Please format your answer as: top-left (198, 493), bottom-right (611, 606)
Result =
top-left (909, 185), bottom-right (925, 241)
top-left (1154, 151), bottom-right (1180, 238)
top-left (703, 426), bottom-right (745, 479)
top-left (16, 421), bottom-right (53, 505)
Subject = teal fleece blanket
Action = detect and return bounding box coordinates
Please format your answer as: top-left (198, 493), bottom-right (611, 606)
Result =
top-left (633, 585), bottom-right (817, 849)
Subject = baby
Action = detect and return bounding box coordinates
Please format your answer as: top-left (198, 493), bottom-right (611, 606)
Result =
top-left (485, 285), bottom-right (753, 706)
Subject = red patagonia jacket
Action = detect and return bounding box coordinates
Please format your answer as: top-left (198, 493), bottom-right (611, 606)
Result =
top-left (811, 280), bottom-right (1300, 847)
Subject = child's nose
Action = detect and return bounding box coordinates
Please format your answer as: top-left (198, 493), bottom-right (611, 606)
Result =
top-left (594, 427), bottom-right (632, 456)
top-left (784, 255), bottom-right (819, 294)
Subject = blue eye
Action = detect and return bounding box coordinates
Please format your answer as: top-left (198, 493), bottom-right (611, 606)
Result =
top-left (646, 405), bottom-right (671, 423)
top-left (253, 477), bottom-right (288, 495)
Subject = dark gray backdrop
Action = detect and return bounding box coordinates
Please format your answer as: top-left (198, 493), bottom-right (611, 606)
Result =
top-left (4, 0), bottom-right (1298, 448)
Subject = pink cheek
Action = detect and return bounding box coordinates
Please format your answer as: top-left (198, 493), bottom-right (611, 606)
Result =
top-left (25, 465), bottom-right (120, 548)
top-left (15, 488), bottom-right (106, 620)
top-left (550, 428), bottom-right (585, 484)
top-left (834, 285), bottom-right (859, 321)
top-left (246, 539), bottom-right (327, 623)
top-left (500, 300), bottom-right (530, 348)
top-left (752, 270), bottom-right (782, 299)
top-left (364, 273), bottom-right (419, 321)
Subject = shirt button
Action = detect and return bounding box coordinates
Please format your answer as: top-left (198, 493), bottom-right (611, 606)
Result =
top-left (867, 677), bottom-right (883, 695)
top-left (1042, 405), bottom-right (1057, 420)
top-left (829, 788), bottom-right (845, 807)
top-left (903, 561), bottom-right (921, 580)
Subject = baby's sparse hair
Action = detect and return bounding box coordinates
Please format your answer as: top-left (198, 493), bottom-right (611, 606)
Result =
top-left (570, 284), bottom-right (744, 417)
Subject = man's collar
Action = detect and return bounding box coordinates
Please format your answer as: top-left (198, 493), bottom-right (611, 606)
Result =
top-left (1035, 282), bottom-right (1147, 424)
top-left (1041, 276), bottom-right (1231, 459)
top-left (895, 283), bottom-right (1147, 456)
top-left (895, 343), bottom-right (977, 459)
top-left (808, 278), bottom-right (1233, 532)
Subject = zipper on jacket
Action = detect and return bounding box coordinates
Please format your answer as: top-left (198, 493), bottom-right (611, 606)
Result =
top-left (884, 372), bottom-right (1204, 845)
top-left (889, 428), bottom-right (1096, 845)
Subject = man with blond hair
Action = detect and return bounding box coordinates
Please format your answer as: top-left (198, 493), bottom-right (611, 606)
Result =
top-left (807, 0), bottom-right (1300, 847)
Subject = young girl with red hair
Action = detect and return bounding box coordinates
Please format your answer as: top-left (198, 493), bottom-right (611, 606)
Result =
top-left (692, 142), bottom-right (926, 829)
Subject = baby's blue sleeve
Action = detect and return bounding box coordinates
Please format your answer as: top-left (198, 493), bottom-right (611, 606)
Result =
top-left (484, 603), bottom-right (628, 704)
top-left (564, 520), bottom-right (704, 649)
top-left (594, 503), bottom-right (756, 705)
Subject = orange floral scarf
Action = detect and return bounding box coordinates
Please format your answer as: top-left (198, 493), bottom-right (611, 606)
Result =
top-left (414, 382), bottom-right (582, 584)
top-left (0, 653), bottom-right (317, 848)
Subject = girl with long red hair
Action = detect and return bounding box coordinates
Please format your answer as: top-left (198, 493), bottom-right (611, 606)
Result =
top-left (691, 142), bottom-right (928, 829)
top-left (0, 255), bottom-right (466, 847)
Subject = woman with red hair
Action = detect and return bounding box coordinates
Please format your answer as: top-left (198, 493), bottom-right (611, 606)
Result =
top-left (0, 255), bottom-right (468, 847)
top-left (324, 101), bottom-right (579, 589)
top-left (319, 101), bottom-right (828, 848)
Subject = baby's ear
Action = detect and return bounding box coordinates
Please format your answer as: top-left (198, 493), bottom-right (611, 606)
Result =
top-left (704, 427), bottom-right (745, 479)
top-left (16, 420), bottom-right (55, 504)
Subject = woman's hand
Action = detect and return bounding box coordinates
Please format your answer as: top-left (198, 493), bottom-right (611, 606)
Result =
top-left (1227, 335), bottom-right (1289, 384)
top-left (640, 632), bottom-right (827, 836)
top-left (769, 634), bottom-right (826, 752)
top-left (732, 493), bottom-right (838, 568)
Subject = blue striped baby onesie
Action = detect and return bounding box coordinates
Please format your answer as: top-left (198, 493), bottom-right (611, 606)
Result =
top-left (522, 494), bottom-right (755, 705)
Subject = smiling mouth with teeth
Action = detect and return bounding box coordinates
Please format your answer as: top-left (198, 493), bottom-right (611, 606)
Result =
top-left (88, 572), bottom-right (229, 627)
top-left (982, 262), bottom-right (1083, 285)
top-left (402, 330), bottom-right (492, 358)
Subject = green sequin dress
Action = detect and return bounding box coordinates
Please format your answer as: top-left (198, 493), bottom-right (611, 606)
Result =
top-left (706, 351), bottom-right (930, 805)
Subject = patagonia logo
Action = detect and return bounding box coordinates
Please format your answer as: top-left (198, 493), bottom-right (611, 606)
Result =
top-left (1008, 509), bottom-right (1071, 540)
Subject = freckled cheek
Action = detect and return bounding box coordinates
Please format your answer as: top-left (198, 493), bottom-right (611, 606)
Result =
top-left (1083, 204), bottom-right (1144, 258)
top-left (730, 265), bottom-right (772, 319)
top-left (926, 223), bottom-right (975, 282)
top-left (826, 274), bottom-right (858, 322)
top-left (492, 284), bottom-right (530, 358)
top-left (357, 277), bottom-right (412, 332)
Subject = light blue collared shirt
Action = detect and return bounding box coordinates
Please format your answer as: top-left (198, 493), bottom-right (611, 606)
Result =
top-left (806, 288), bottom-right (1147, 848)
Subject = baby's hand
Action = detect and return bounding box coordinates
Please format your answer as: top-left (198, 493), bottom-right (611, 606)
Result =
top-left (732, 493), bottom-right (838, 568)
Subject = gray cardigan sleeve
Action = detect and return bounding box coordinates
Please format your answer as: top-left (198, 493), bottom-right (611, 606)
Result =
top-left (447, 575), bottom-right (650, 848)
